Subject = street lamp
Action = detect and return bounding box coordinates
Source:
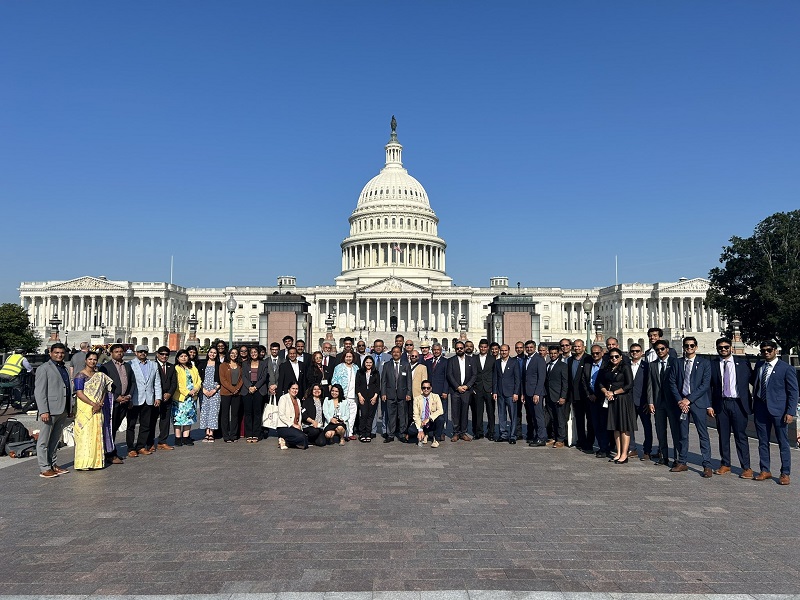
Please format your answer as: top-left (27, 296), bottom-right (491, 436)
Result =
top-left (458, 314), bottom-right (468, 332)
top-left (226, 293), bottom-right (237, 350)
top-left (582, 294), bottom-right (594, 348)
top-left (593, 316), bottom-right (604, 343)
top-left (64, 329), bottom-right (69, 348)
top-left (49, 312), bottom-right (62, 342)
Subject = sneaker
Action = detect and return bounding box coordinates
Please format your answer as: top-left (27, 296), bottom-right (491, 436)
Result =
top-left (39, 469), bottom-right (59, 478)
top-left (431, 440), bottom-right (440, 448)
top-left (418, 441), bottom-right (424, 447)
top-left (278, 437), bottom-right (287, 450)
top-left (422, 435), bottom-right (428, 445)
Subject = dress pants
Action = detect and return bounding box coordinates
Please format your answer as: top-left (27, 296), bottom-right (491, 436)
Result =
top-left (588, 399), bottom-right (609, 452)
top-left (219, 394), bottom-right (242, 441)
top-left (550, 399), bottom-right (570, 443)
top-left (303, 426), bottom-right (327, 447)
top-left (631, 403), bottom-right (654, 455)
top-left (472, 389), bottom-right (495, 437)
top-left (36, 411), bottom-right (69, 472)
top-left (385, 396), bottom-right (407, 439)
top-left (346, 398), bottom-right (357, 437)
top-left (450, 390), bottom-right (471, 436)
top-left (148, 399), bottom-right (173, 446)
top-left (572, 397), bottom-right (594, 451)
top-left (441, 395), bottom-right (450, 436)
top-left (497, 395), bottom-right (517, 441)
top-left (514, 398), bottom-right (524, 439)
top-left (105, 400), bottom-right (128, 459)
top-left (753, 400), bottom-right (791, 476)
top-left (359, 400), bottom-right (378, 438)
top-left (242, 391), bottom-right (263, 439)
top-left (275, 426), bottom-right (308, 449)
top-left (677, 403), bottom-right (712, 468)
top-left (126, 404), bottom-right (152, 452)
top-left (716, 398), bottom-right (751, 469)
top-left (408, 415), bottom-right (445, 440)
top-left (653, 400), bottom-right (680, 462)
top-left (524, 395), bottom-right (547, 442)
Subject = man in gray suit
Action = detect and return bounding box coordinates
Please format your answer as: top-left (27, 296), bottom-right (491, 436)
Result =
top-left (34, 343), bottom-right (72, 478)
top-left (380, 345), bottom-right (412, 443)
top-left (127, 345), bottom-right (163, 457)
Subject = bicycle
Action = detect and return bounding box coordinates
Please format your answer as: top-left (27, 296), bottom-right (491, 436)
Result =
top-left (0, 372), bottom-right (36, 415)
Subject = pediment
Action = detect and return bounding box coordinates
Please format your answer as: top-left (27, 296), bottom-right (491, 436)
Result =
top-left (357, 277), bottom-right (431, 294)
top-left (46, 276), bottom-right (127, 291)
top-left (659, 278), bottom-right (710, 293)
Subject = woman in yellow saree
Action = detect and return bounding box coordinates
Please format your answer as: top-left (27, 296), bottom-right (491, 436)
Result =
top-left (73, 351), bottom-right (116, 470)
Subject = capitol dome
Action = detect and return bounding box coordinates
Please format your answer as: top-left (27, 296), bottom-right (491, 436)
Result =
top-left (335, 119), bottom-right (452, 288)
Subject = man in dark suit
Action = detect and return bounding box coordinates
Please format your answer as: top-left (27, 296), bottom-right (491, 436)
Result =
top-left (424, 343), bottom-right (449, 440)
top-left (750, 341), bottom-right (798, 485)
top-left (492, 344), bottom-right (520, 443)
top-left (513, 341), bottom-right (526, 440)
top-left (470, 339), bottom-right (496, 440)
top-left (544, 345), bottom-right (569, 447)
top-left (99, 343), bottom-right (133, 463)
top-left (336, 337), bottom-right (362, 367)
top-left (381, 345), bottom-right (412, 443)
top-left (294, 340), bottom-right (313, 367)
top-left (709, 337), bottom-right (753, 478)
top-left (150, 346), bottom-right (178, 451)
top-left (277, 346), bottom-right (305, 397)
top-left (646, 340), bottom-right (680, 466)
top-left (278, 335), bottom-right (294, 361)
top-left (668, 336), bottom-right (713, 477)
top-left (266, 342), bottom-right (282, 399)
top-left (567, 340), bottom-right (593, 453)
top-left (582, 345), bottom-right (610, 457)
top-left (447, 341), bottom-right (477, 441)
top-left (627, 343), bottom-right (652, 460)
top-left (523, 340), bottom-right (547, 446)
top-left (645, 328), bottom-right (678, 362)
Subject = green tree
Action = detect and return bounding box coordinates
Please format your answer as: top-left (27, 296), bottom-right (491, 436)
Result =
top-left (0, 303), bottom-right (42, 352)
top-left (706, 210), bottom-right (800, 358)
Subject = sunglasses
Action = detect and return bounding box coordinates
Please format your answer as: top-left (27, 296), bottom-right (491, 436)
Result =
top-left (560, 344), bottom-right (571, 348)
top-left (761, 347), bottom-right (776, 353)
top-left (609, 355), bottom-right (622, 360)
top-left (629, 349), bottom-right (641, 353)
top-left (655, 347), bottom-right (668, 352)
top-left (421, 386), bottom-right (432, 390)
top-left (683, 344), bottom-right (696, 349)
top-left (717, 345), bottom-right (731, 350)
top-left (591, 351), bottom-right (602, 356)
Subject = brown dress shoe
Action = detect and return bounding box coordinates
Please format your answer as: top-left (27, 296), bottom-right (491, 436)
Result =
top-left (39, 469), bottom-right (59, 478)
top-left (739, 468), bottom-right (754, 479)
top-left (110, 456), bottom-right (124, 465)
top-left (127, 450), bottom-right (138, 458)
top-left (714, 465), bottom-right (731, 475)
top-left (753, 471), bottom-right (772, 481)
top-left (138, 448), bottom-right (152, 456)
top-left (702, 467), bottom-right (713, 478)
top-left (157, 443), bottom-right (174, 450)
top-left (53, 465), bottom-right (69, 475)
top-left (669, 464), bottom-right (689, 472)
top-left (779, 474), bottom-right (790, 485)
top-left (461, 433), bottom-right (472, 441)
top-left (553, 441), bottom-right (565, 448)
top-left (451, 435), bottom-right (459, 442)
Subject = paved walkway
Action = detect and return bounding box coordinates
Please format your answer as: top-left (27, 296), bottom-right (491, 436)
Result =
top-left (0, 428), bottom-right (797, 597)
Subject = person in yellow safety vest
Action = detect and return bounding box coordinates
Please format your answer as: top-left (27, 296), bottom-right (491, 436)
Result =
top-left (0, 349), bottom-right (33, 385)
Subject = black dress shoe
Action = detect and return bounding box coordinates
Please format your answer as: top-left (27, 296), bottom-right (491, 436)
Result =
top-left (595, 450), bottom-right (604, 458)
top-left (383, 438), bottom-right (393, 443)
top-left (495, 437), bottom-right (507, 442)
top-left (534, 441), bottom-right (546, 447)
top-left (473, 434), bottom-right (484, 440)
top-left (509, 439), bottom-right (516, 444)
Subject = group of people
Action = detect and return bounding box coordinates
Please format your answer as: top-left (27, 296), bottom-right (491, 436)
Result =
top-left (31, 328), bottom-right (798, 485)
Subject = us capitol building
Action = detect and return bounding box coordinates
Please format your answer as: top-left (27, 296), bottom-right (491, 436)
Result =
top-left (19, 121), bottom-right (725, 352)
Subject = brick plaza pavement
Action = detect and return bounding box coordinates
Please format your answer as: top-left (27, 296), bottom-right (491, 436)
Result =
top-left (0, 427), bottom-right (798, 597)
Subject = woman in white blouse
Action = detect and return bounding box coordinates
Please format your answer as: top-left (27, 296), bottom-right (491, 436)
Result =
top-left (331, 350), bottom-right (359, 439)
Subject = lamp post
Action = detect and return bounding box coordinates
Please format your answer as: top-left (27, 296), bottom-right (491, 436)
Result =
top-left (582, 294), bottom-right (594, 349)
top-left (64, 329), bottom-right (69, 348)
top-left (49, 312), bottom-right (62, 342)
top-left (730, 319), bottom-right (743, 355)
top-left (458, 314), bottom-right (468, 332)
top-left (226, 293), bottom-right (237, 350)
top-left (494, 319), bottom-right (501, 345)
top-left (593, 316), bottom-right (604, 344)
top-left (187, 313), bottom-right (198, 343)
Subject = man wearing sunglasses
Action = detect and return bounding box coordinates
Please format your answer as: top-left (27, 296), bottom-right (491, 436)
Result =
top-left (150, 346), bottom-right (178, 451)
top-left (646, 341), bottom-right (680, 466)
top-left (709, 337), bottom-right (753, 478)
top-left (750, 341), bottom-right (798, 485)
top-left (668, 336), bottom-right (713, 477)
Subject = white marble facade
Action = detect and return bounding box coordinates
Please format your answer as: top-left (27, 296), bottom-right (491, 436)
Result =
top-left (18, 125), bottom-right (724, 352)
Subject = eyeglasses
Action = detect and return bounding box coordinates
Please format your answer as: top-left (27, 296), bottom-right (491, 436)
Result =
top-left (683, 344), bottom-right (696, 349)
top-left (717, 345), bottom-right (731, 350)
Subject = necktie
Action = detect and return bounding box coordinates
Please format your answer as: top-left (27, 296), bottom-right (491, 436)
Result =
top-left (323, 357), bottom-right (328, 367)
top-left (660, 360), bottom-right (666, 380)
top-left (395, 361), bottom-right (399, 379)
top-left (433, 357), bottom-right (438, 370)
top-left (760, 363), bottom-right (771, 397)
top-left (722, 360), bottom-right (732, 397)
top-left (682, 360), bottom-right (692, 397)
top-left (423, 398), bottom-right (430, 421)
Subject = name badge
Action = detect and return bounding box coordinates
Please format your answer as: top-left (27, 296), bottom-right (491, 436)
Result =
top-left (401, 371), bottom-right (407, 376)
top-left (321, 379), bottom-right (329, 385)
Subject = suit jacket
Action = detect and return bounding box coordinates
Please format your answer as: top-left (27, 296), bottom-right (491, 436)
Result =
top-left (355, 367), bottom-right (380, 402)
top-left (99, 360), bottom-right (134, 402)
top-left (629, 360), bottom-right (650, 408)
top-left (424, 355), bottom-right (449, 396)
top-left (751, 359), bottom-right (799, 418)
top-left (646, 356), bottom-right (677, 408)
top-left (567, 354), bottom-right (590, 403)
top-left (544, 358), bottom-right (569, 403)
top-left (305, 360), bottom-right (333, 398)
top-left (129, 359), bottom-right (163, 406)
top-left (155, 360), bottom-right (178, 400)
top-left (266, 356), bottom-right (282, 394)
top-left (581, 360), bottom-right (605, 401)
top-left (410, 362), bottom-right (428, 398)
top-left (34, 360), bottom-right (71, 416)
top-left (523, 353), bottom-right (547, 398)
top-left (277, 359), bottom-right (304, 397)
top-left (380, 360), bottom-right (412, 400)
top-left (669, 356), bottom-right (711, 409)
top-left (412, 393), bottom-right (444, 428)
top-left (709, 356), bottom-right (753, 415)
top-left (243, 359), bottom-right (271, 396)
top-left (296, 352), bottom-right (313, 368)
top-left (446, 355), bottom-right (476, 393)
top-left (492, 357), bottom-right (520, 398)
top-left (472, 354), bottom-right (496, 395)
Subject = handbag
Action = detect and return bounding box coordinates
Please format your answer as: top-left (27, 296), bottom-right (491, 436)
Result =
top-left (262, 394), bottom-right (280, 429)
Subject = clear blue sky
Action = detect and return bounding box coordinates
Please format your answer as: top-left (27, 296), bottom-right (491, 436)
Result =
top-left (2, 1), bottom-right (798, 303)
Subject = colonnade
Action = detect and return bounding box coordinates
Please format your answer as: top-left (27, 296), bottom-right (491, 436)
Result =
top-left (317, 296), bottom-right (470, 333)
top-left (599, 296), bottom-right (722, 334)
top-left (341, 242), bottom-right (445, 271)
